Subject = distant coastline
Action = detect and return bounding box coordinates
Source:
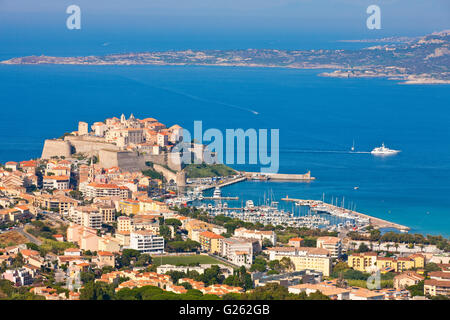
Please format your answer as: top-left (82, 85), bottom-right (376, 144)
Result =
top-left (2, 30), bottom-right (449, 85)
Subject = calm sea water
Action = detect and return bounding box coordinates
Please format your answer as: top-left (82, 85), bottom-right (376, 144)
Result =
top-left (0, 57), bottom-right (449, 236)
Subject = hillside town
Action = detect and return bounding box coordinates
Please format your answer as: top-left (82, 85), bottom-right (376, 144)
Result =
top-left (0, 114), bottom-right (449, 301)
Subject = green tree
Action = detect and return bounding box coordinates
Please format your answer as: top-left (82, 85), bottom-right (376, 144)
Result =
top-left (357, 243), bottom-right (370, 253)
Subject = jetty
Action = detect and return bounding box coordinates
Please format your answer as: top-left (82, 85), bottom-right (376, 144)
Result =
top-left (203, 196), bottom-right (239, 200)
top-left (281, 196), bottom-right (410, 232)
top-left (241, 171), bottom-right (315, 181)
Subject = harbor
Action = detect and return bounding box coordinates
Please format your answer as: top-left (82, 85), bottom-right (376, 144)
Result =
top-left (281, 196), bottom-right (410, 232)
top-left (170, 171), bottom-right (411, 234)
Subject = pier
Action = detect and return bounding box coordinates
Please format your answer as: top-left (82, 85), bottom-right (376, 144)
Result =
top-left (203, 196), bottom-right (239, 200)
top-left (242, 171), bottom-right (315, 181)
top-left (281, 196), bottom-right (410, 232)
top-left (196, 176), bottom-right (247, 192)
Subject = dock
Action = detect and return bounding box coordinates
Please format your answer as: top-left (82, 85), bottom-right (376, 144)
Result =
top-left (281, 196), bottom-right (410, 232)
top-left (195, 176), bottom-right (247, 191)
top-left (203, 196), bottom-right (239, 200)
top-left (242, 171), bottom-right (315, 181)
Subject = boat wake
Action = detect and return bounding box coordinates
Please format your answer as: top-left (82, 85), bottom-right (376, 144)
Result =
top-left (157, 86), bottom-right (260, 115)
top-left (282, 149), bottom-right (370, 154)
top-left (120, 75), bottom-right (260, 115)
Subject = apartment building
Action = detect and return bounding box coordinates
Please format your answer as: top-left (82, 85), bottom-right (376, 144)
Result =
top-left (94, 203), bottom-right (115, 223)
top-left (348, 252), bottom-right (425, 273)
top-left (234, 227), bottom-right (277, 246)
top-left (347, 252), bottom-right (378, 272)
top-left (43, 175), bottom-right (70, 190)
top-left (221, 237), bottom-right (254, 267)
top-left (129, 230), bottom-right (164, 254)
top-left (268, 247), bottom-right (332, 277)
top-left (199, 231), bottom-right (224, 254)
top-left (119, 199), bottom-right (140, 215)
top-left (316, 236), bottom-right (342, 258)
top-left (81, 182), bottom-right (131, 199)
top-left (69, 206), bottom-right (103, 229)
top-left (35, 194), bottom-right (78, 214)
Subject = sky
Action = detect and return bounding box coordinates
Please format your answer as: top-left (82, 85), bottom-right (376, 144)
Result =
top-left (0, 0), bottom-right (448, 56)
top-left (0, 0), bottom-right (448, 35)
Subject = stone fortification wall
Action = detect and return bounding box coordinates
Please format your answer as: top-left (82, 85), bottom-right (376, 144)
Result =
top-left (41, 139), bottom-right (72, 159)
top-left (153, 164), bottom-right (186, 187)
top-left (65, 136), bottom-right (119, 155)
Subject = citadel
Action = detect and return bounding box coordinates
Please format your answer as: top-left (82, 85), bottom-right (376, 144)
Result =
top-left (41, 114), bottom-right (207, 186)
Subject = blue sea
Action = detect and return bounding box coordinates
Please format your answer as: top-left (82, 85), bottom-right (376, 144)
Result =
top-left (0, 33), bottom-right (449, 237)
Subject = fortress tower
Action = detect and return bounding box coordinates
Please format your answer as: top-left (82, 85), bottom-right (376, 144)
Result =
top-left (78, 121), bottom-right (89, 136)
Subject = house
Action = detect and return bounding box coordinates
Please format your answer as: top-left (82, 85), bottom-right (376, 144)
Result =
top-left (288, 237), bottom-right (304, 247)
top-left (393, 271), bottom-right (424, 289)
top-left (64, 248), bottom-right (82, 256)
top-left (289, 283), bottom-right (350, 300)
top-left (5, 161), bottom-right (18, 171)
top-left (93, 251), bottom-right (115, 268)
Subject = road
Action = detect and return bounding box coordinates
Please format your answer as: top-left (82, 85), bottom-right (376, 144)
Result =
top-left (16, 226), bottom-right (42, 245)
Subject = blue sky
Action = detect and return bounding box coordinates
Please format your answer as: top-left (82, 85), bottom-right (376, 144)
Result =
top-left (0, 0), bottom-right (448, 56)
top-left (1, 0), bottom-right (448, 35)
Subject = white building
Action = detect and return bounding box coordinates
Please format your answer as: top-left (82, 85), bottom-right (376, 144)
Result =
top-left (43, 175), bottom-right (70, 190)
top-left (69, 206), bottom-right (103, 229)
top-left (234, 227), bottom-right (276, 246)
top-left (221, 237), bottom-right (254, 267)
top-left (129, 230), bottom-right (164, 254)
top-left (316, 236), bottom-right (342, 258)
top-left (80, 182), bottom-right (131, 199)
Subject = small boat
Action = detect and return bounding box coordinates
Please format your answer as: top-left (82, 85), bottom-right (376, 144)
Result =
top-left (245, 200), bottom-right (255, 209)
top-left (213, 187), bottom-right (221, 198)
top-left (354, 186), bottom-right (359, 190)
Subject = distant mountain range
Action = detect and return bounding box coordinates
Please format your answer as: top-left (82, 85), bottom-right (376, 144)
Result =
top-left (2, 30), bottom-right (449, 84)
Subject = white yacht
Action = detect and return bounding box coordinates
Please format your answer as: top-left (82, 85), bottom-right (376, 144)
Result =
top-left (213, 187), bottom-right (221, 198)
top-left (245, 200), bottom-right (255, 209)
top-left (371, 143), bottom-right (400, 155)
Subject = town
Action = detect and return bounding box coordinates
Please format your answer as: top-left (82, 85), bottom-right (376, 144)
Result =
top-left (0, 114), bottom-right (449, 300)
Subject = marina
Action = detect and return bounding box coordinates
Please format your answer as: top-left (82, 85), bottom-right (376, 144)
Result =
top-left (281, 196), bottom-right (410, 232)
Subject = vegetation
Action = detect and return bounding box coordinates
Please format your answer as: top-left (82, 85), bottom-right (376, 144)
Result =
top-left (185, 163), bottom-right (236, 178)
top-left (26, 220), bottom-right (65, 240)
top-left (0, 280), bottom-right (45, 300)
top-left (116, 249), bottom-right (151, 269)
top-left (142, 168), bottom-right (164, 180)
top-left (407, 280), bottom-right (424, 297)
top-left (166, 239), bottom-right (201, 253)
top-left (347, 230), bottom-right (450, 251)
top-left (0, 231), bottom-right (29, 246)
top-left (38, 239), bottom-right (77, 255)
top-left (150, 255), bottom-right (226, 267)
top-left (239, 283), bottom-right (330, 300)
top-left (115, 285), bottom-right (220, 300)
top-left (330, 263), bottom-right (395, 288)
